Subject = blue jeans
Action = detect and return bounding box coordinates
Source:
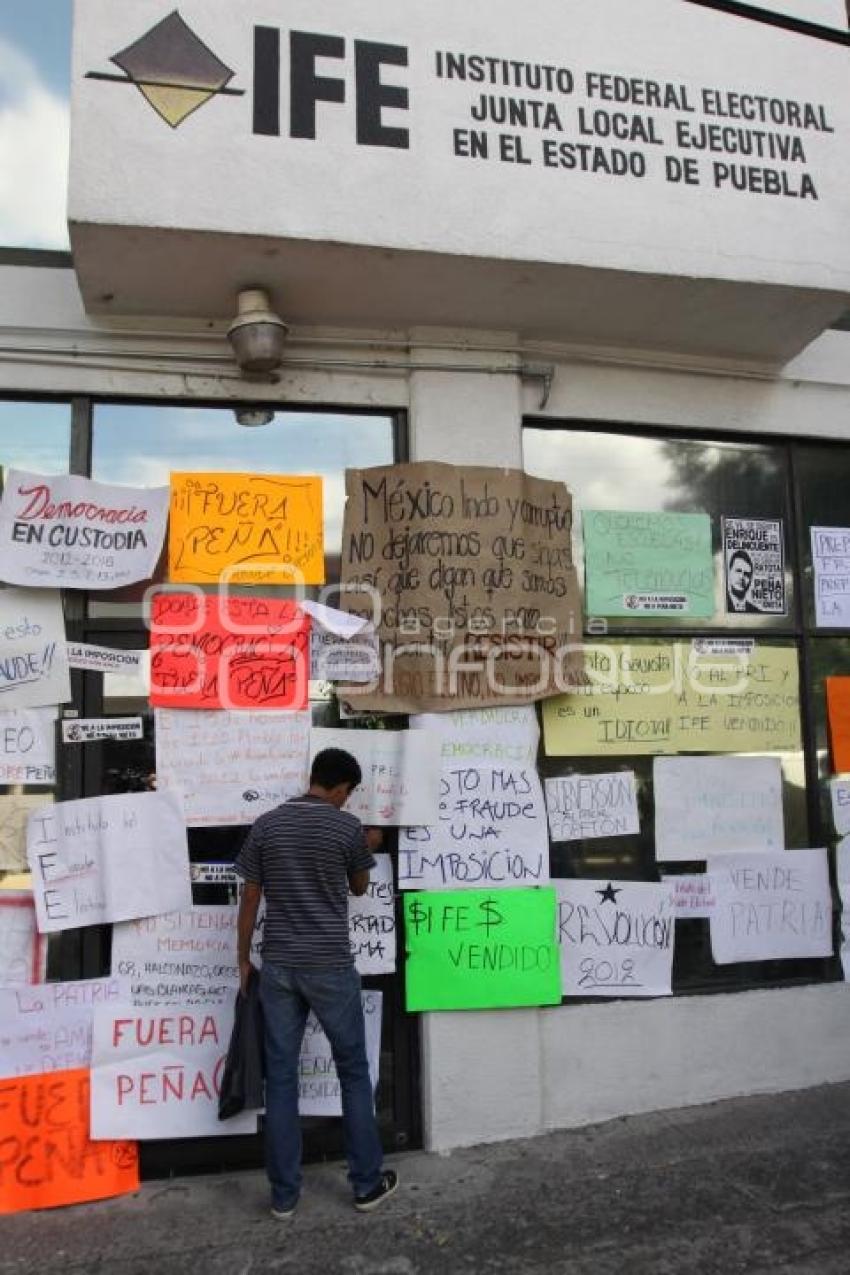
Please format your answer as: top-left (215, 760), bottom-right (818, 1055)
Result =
top-left (259, 961), bottom-right (383, 1209)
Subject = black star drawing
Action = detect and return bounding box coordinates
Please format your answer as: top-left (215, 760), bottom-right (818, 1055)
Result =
top-left (596, 882), bottom-right (622, 905)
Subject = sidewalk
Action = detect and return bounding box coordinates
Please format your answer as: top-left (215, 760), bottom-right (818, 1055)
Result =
top-left (4, 1082), bottom-right (850, 1275)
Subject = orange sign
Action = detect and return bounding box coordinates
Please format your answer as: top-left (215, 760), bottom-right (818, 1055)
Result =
top-left (149, 592), bottom-right (310, 710)
top-left (0, 1068), bottom-right (138, 1214)
top-left (168, 472), bottom-right (325, 585)
top-left (826, 676), bottom-right (850, 773)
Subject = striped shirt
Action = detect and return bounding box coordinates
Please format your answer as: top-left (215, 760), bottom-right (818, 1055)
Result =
top-left (234, 794), bottom-right (375, 970)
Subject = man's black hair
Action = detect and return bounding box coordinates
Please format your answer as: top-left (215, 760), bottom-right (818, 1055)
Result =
top-left (310, 747), bottom-right (362, 790)
top-left (728, 548), bottom-right (754, 571)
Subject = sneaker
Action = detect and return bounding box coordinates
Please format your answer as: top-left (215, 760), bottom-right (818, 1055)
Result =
top-left (354, 1169), bottom-right (399, 1213)
top-left (270, 1201), bottom-right (297, 1220)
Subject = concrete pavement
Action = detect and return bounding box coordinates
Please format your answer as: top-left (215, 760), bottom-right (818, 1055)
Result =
top-left (3, 1082), bottom-right (850, 1275)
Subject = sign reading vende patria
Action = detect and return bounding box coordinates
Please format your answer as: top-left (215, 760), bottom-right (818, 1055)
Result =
top-left (70, 0), bottom-right (849, 343)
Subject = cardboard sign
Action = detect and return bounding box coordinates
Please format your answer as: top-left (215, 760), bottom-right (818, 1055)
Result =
top-left (0, 978), bottom-right (123, 1078)
top-left (111, 907), bottom-right (240, 1006)
top-left (0, 588), bottom-right (70, 709)
top-left (149, 592), bottom-right (310, 711)
top-left (90, 1003), bottom-right (258, 1138)
top-left (0, 708), bottom-right (56, 784)
top-left (543, 641), bottom-right (801, 756)
top-left (403, 887), bottom-right (561, 1010)
top-left (398, 707), bottom-right (549, 889)
top-left (310, 727), bottom-right (441, 826)
top-left (299, 991), bottom-right (382, 1116)
top-left (154, 707), bottom-right (310, 826)
top-left (348, 854), bottom-right (395, 975)
top-left (583, 510), bottom-right (714, 617)
top-left (338, 462), bottom-right (583, 712)
top-left (0, 469), bottom-right (168, 590)
top-left (653, 756), bottom-right (784, 862)
top-left (0, 893), bottom-right (47, 985)
top-left (708, 849), bottom-right (833, 964)
top-left (27, 791), bottom-right (191, 934)
top-left (0, 794), bottom-right (53, 871)
top-left (661, 874), bottom-right (717, 920)
top-left (61, 717), bottom-right (144, 743)
top-left (556, 880), bottom-right (675, 997)
top-left (0, 1069), bottom-right (139, 1214)
top-left (826, 677), bottom-right (850, 774)
top-left (811, 527), bottom-right (850, 628)
top-left (544, 771), bottom-right (639, 842)
top-left (66, 643), bottom-right (143, 674)
top-left (168, 471), bottom-right (324, 585)
top-left (723, 517), bottom-right (786, 615)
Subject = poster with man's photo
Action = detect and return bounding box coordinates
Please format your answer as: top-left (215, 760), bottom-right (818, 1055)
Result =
top-left (722, 518), bottom-right (786, 615)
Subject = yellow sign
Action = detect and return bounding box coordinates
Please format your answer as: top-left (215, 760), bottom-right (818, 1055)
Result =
top-left (168, 472), bottom-right (325, 585)
top-left (542, 641), bottom-right (801, 755)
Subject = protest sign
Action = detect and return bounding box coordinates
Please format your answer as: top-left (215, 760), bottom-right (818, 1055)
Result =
top-left (111, 907), bottom-right (240, 1006)
top-left (826, 677), bottom-right (850, 774)
top-left (403, 887), bottom-right (561, 1010)
top-left (168, 472), bottom-right (324, 585)
top-left (310, 727), bottom-right (441, 825)
top-left (154, 707), bottom-right (310, 826)
top-left (0, 978), bottom-right (122, 1078)
top-left (830, 779), bottom-right (850, 835)
top-left (0, 469), bottom-right (168, 590)
top-left (837, 837), bottom-right (850, 980)
top-left (398, 707), bottom-right (549, 889)
top-left (0, 588), bottom-right (70, 709)
top-left (0, 1068), bottom-right (139, 1214)
top-left (190, 862), bottom-right (239, 886)
top-left (149, 592), bottom-right (310, 711)
top-left (90, 1002), bottom-right (258, 1138)
top-left (661, 874), bottom-right (718, 920)
top-left (0, 708), bottom-right (56, 784)
top-left (0, 794), bottom-right (52, 871)
top-left (299, 991), bottom-right (382, 1116)
top-left (708, 849), bottom-right (832, 964)
top-left (338, 462), bottom-right (583, 713)
top-left (66, 643), bottom-right (143, 675)
top-left (555, 880), bottom-right (675, 997)
top-left (0, 893), bottom-right (47, 985)
top-left (349, 855), bottom-right (395, 975)
top-left (26, 790), bottom-right (191, 934)
top-left (811, 527), bottom-right (850, 628)
top-left (544, 771), bottom-right (639, 842)
top-left (583, 510), bottom-right (714, 618)
top-left (653, 756), bottom-right (784, 862)
top-left (543, 641), bottom-right (801, 756)
top-left (723, 518), bottom-right (786, 615)
top-left (61, 717), bottom-right (143, 744)
top-left (311, 626), bottom-right (380, 683)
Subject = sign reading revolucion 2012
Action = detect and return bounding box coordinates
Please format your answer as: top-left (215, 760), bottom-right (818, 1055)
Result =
top-left (70, 0), bottom-right (849, 298)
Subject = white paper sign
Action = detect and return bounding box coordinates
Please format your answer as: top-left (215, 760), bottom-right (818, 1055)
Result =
top-left (190, 862), bottom-right (239, 886)
top-left (66, 643), bottom-right (143, 674)
top-left (0, 977), bottom-right (122, 1078)
top-left (811, 527), bottom-right (850, 628)
top-left (310, 727), bottom-right (440, 826)
top-left (0, 892), bottom-right (47, 985)
top-left (0, 794), bottom-right (53, 871)
top-left (545, 771), bottom-right (639, 842)
top-left (90, 1001), bottom-right (257, 1138)
top-left (555, 879), bottom-right (676, 998)
top-left (155, 708), bottom-right (311, 827)
top-left (837, 837), bottom-right (850, 981)
top-left (0, 469), bottom-right (169, 590)
top-left (0, 708), bottom-right (56, 785)
top-left (310, 626), bottom-right (380, 683)
top-left (661, 873), bottom-right (717, 920)
top-left (830, 780), bottom-right (850, 836)
top-left (61, 717), bottom-right (143, 743)
top-left (398, 707), bottom-right (549, 889)
top-left (653, 756), bottom-right (784, 862)
top-left (709, 849), bottom-right (833, 964)
top-left (0, 588), bottom-right (70, 709)
top-left (26, 790), bottom-right (191, 933)
top-left (348, 854), bottom-right (395, 975)
top-left (299, 990), bottom-right (382, 1117)
top-left (112, 906), bottom-right (240, 1006)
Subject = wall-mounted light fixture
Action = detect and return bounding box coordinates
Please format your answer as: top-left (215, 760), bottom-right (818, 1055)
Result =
top-left (234, 407), bottom-right (275, 428)
top-left (227, 288), bottom-right (288, 374)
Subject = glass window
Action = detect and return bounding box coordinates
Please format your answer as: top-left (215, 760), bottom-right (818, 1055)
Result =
top-left (0, 400), bottom-right (71, 475)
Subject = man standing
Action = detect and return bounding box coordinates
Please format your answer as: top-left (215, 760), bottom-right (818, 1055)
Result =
top-left (235, 746), bottom-right (398, 1218)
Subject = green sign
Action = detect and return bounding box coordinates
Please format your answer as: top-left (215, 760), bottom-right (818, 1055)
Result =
top-left (403, 887), bottom-right (562, 1011)
top-left (583, 510), bottom-right (714, 618)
